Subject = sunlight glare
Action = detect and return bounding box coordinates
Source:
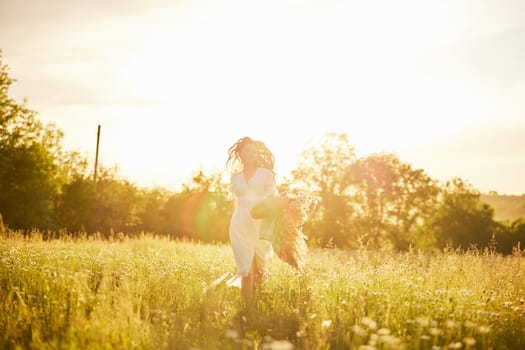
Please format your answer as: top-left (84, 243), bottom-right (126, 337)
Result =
top-left (82, 0), bottom-right (510, 190)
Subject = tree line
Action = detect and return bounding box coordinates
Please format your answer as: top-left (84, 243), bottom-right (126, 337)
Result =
top-left (1, 52), bottom-right (524, 253)
top-left (481, 193), bottom-right (525, 221)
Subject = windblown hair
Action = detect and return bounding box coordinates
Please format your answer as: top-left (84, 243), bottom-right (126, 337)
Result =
top-left (226, 136), bottom-right (275, 173)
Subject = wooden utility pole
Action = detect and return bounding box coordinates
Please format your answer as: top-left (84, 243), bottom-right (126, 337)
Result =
top-left (94, 124), bottom-right (101, 182)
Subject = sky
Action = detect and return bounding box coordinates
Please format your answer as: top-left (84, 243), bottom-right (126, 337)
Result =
top-left (1, 0), bottom-right (524, 194)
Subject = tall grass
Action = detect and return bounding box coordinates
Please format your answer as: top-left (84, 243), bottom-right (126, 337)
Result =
top-left (1, 233), bottom-right (524, 349)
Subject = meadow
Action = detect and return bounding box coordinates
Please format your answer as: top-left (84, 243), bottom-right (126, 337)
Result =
top-left (1, 233), bottom-right (524, 350)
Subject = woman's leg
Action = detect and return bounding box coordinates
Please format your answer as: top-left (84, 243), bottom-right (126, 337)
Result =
top-left (241, 280), bottom-right (254, 304)
top-left (241, 266), bottom-right (254, 302)
top-left (242, 258), bottom-right (261, 302)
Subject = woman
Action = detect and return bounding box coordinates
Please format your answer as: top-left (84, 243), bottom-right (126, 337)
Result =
top-left (226, 136), bottom-right (281, 301)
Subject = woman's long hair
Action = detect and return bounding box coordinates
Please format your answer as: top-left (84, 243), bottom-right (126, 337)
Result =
top-left (226, 136), bottom-right (275, 174)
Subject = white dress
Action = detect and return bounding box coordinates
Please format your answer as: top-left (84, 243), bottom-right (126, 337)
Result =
top-left (228, 167), bottom-right (277, 285)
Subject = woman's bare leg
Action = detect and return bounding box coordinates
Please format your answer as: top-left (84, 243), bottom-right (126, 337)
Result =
top-left (241, 274), bottom-right (253, 302)
top-left (241, 259), bottom-right (259, 303)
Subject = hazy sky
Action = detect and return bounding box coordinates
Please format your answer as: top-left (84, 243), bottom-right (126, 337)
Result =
top-left (1, 0), bottom-right (524, 194)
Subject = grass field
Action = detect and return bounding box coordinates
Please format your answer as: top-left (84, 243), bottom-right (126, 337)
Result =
top-left (1, 233), bottom-right (524, 349)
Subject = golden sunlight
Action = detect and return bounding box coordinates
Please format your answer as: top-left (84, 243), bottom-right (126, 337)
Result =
top-left (4, 0), bottom-right (517, 193)
top-left (106, 0), bottom-right (494, 173)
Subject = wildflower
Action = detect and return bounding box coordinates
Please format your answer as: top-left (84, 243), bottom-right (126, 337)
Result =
top-left (352, 325), bottom-right (368, 337)
top-left (448, 342), bottom-right (463, 349)
top-left (358, 345), bottom-right (376, 350)
top-left (322, 320), bottom-right (332, 328)
top-left (478, 325), bottom-right (491, 334)
top-left (445, 320), bottom-right (458, 329)
top-left (262, 340), bottom-right (294, 350)
top-left (368, 334), bottom-right (378, 346)
top-left (361, 317), bottom-right (377, 330)
top-left (377, 328), bottom-right (390, 336)
top-left (430, 328), bottom-right (443, 336)
top-left (380, 335), bottom-right (401, 347)
top-left (463, 337), bottom-right (476, 346)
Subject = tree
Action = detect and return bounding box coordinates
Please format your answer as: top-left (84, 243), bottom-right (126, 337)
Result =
top-left (91, 169), bottom-right (140, 235)
top-left (162, 169), bottom-right (232, 242)
top-left (0, 51), bottom-right (75, 231)
top-left (343, 153), bottom-right (440, 250)
top-left (290, 133), bottom-right (356, 247)
top-left (427, 178), bottom-right (497, 250)
top-left (57, 175), bottom-right (97, 234)
top-left (57, 166), bottom-right (141, 235)
top-left (134, 187), bottom-right (170, 234)
top-left (496, 218), bottom-right (525, 254)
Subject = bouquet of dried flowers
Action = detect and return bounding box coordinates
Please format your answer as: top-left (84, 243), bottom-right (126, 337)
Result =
top-left (270, 191), bottom-right (317, 271)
